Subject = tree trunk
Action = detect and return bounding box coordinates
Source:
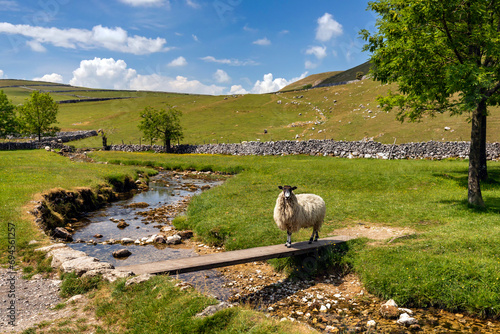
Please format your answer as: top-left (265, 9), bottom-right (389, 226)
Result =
top-left (479, 112), bottom-right (488, 180)
top-left (468, 101), bottom-right (485, 207)
top-left (164, 137), bottom-right (171, 153)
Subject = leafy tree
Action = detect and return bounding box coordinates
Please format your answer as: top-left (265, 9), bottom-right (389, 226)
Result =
top-left (0, 90), bottom-right (17, 137)
top-left (18, 91), bottom-right (60, 141)
top-left (361, 0), bottom-right (500, 207)
top-left (138, 105), bottom-right (183, 153)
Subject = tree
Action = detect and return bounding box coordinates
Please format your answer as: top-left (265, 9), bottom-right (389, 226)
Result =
top-left (361, 0), bottom-right (500, 207)
top-left (0, 90), bottom-right (17, 137)
top-left (138, 105), bottom-right (183, 153)
top-left (18, 91), bottom-right (60, 141)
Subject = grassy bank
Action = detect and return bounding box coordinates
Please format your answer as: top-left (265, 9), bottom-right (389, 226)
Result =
top-left (0, 150), bottom-right (151, 262)
top-left (90, 151), bottom-right (500, 318)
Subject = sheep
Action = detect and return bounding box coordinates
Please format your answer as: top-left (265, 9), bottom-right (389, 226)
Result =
top-left (273, 185), bottom-right (326, 248)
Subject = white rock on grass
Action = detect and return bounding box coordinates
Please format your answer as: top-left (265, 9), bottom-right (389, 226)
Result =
top-left (367, 320), bottom-right (377, 328)
top-left (35, 243), bottom-right (67, 253)
top-left (195, 302), bottom-right (234, 318)
top-left (125, 274), bottom-right (153, 287)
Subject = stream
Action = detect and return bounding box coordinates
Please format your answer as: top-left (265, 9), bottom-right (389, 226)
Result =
top-left (67, 170), bottom-right (235, 300)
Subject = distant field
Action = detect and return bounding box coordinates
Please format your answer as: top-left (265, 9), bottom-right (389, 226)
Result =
top-left (1, 73), bottom-right (499, 148)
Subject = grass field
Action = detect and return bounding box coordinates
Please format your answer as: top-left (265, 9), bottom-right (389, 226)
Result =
top-left (89, 151), bottom-right (500, 317)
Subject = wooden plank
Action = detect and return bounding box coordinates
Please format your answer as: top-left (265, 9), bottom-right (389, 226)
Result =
top-left (116, 236), bottom-right (354, 276)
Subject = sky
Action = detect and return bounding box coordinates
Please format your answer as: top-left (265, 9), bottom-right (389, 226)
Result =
top-left (0, 0), bottom-right (377, 95)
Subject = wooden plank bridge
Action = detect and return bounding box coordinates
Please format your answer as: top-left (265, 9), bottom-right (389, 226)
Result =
top-left (116, 236), bottom-right (354, 276)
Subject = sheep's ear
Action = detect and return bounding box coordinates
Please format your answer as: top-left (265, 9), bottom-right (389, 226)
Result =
top-left (292, 186), bottom-right (297, 191)
top-left (278, 186), bottom-right (283, 190)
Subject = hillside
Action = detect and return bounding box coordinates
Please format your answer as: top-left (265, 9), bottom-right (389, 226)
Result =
top-left (279, 71), bottom-right (341, 91)
top-left (1, 76), bottom-right (499, 148)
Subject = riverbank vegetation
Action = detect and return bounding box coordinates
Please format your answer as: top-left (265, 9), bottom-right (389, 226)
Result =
top-left (90, 151), bottom-right (500, 318)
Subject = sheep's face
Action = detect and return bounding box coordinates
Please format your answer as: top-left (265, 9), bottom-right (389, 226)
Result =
top-left (278, 185), bottom-right (297, 200)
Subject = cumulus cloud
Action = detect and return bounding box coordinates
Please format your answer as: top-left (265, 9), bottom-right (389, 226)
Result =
top-left (316, 13), bottom-right (343, 42)
top-left (33, 73), bottom-right (63, 83)
top-left (229, 85), bottom-right (248, 95)
top-left (168, 56), bottom-right (187, 67)
top-left (250, 72), bottom-right (308, 94)
top-left (306, 46), bottom-right (327, 60)
top-left (214, 69), bottom-right (230, 83)
top-left (69, 57), bottom-right (224, 95)
top-left (130, 74), bottom-right (225, 95)
top-left (119, 0), bottom-right (167, 7)
top-left (70, 57), bottom-right (137, 90)
top-left (253, 37), bottom-right (271, 46)
top-left (0, 69), bottom-right (4, 78)
top-left (0, 23), bottom-right (168, 55)
top-left (201, 56), bottom-right (259, 66)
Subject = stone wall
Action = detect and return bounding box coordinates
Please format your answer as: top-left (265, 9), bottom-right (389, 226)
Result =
top-left (0, 130), bottom-right (97, 151)
top-left (109, 139), bottom-right (500, 160)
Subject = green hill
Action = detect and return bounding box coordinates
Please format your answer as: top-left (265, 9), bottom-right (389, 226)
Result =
top-left (1, 72), bottom-right (499, 148)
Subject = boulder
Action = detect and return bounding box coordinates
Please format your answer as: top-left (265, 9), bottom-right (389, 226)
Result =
top-left (112, 249), bottom-right (132, 258)
top-left (82, 269), bottom-right (134, 283)
top-left (177, 230), bottom-right (194, 240)
top-left (35, 243), bottom-right (67, 253)
top-left (397, 313), bottom-right (418, 326)
top-left (154, 235), bottom-right (166, 244)
top-left (53, 227), bottom-right (73, 241)
top-left (166, 234), bottom-right (182, 245)
top-left (117, 221), bottom-right (129, 228)
top-left (48, 247), bottom-right (87, 268)
top-left (125, 274), bottom-right (153, 287)
top-left (195, 302), bottom-right (234, 318)
top-left (380, 299), bottom-right (400, 319)
top-left (60, 256), bottom-right (114, 276)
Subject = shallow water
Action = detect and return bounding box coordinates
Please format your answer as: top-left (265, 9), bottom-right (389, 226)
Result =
top-left (67, 171), bottom-right (234, 300)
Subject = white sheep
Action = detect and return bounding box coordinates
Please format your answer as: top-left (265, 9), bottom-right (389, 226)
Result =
top-left (273, 185), bottom-right (326, 248)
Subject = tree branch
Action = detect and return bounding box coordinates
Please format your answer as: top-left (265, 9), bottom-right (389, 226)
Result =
top-left (441, 11), bottom-right (464, 64)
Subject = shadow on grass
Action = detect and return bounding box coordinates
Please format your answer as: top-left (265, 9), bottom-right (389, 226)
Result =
top-left (434, 165), bottom-right (500, 213)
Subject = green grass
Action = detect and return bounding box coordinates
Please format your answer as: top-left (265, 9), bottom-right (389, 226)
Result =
top-left (0, 150), bottom-right (152, 263)
top-left (93, 275), bottom-right (313, 334)
top-left (90, 151), bottom-right (500, 318)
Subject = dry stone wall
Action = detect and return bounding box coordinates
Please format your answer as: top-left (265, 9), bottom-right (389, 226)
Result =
top-left (110, 139), bottom-right (500, 160)
top-left (0, 130), bottom-right (97, 151)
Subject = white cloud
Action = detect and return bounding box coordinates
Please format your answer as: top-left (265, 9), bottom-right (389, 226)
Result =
top-left (130, 74), bottom-right (225, 95)
top-left (168, 56), bottom-right (187, 67)
top-left (70, 57), bottom-right (137, 90)
top-left (305, 60), bottom-right (318, 69)
top-left (214, 69), bottom-right (230, 83)
top-left (186, 0), bottom-right (200, 9)
top-left (201, 56), bottom-right (259, 66)
top-left (192, 34), bottom-right (199, 42)
top-left (119, 0), bottom-right (167, 7)
top-left (316, 13), bottom-right (343, 42)
top-left (0, 1), bottom-right (19, 11)
top-left (229, 85), bottom-right (248, 95)
top-left (251, 72), bottom-right (308, 94)
top-left (68, 57), bottom-right (224, 95)
top-left (33, 73), bottom-right (63, 83)
top-left (0, 22), bottom-right (168, 55)
top-left (306, 46), bottom-right (327, 60)
top-left (0, 69), bottom-right (4, 79)
top-left (253, 37), bottom-right (271, 46)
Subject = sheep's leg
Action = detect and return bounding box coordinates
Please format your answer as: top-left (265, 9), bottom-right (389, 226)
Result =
top-left (309, 229), bottom-right (319, 244)
top-left (285, 231), bottom-right (292, 248)
top-left (308, 229), bottom-right (315, 244)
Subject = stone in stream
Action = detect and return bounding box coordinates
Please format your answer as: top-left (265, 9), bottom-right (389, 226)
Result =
top-left (117, 221), bottom-right (129, 228)
top-left (112, 249), bottom-right (132, 258)
top-left (53, 227), bottom-right (73, 241)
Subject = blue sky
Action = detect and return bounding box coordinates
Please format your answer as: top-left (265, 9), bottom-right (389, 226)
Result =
top-left (0, 0), bottom-right (376, 95)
